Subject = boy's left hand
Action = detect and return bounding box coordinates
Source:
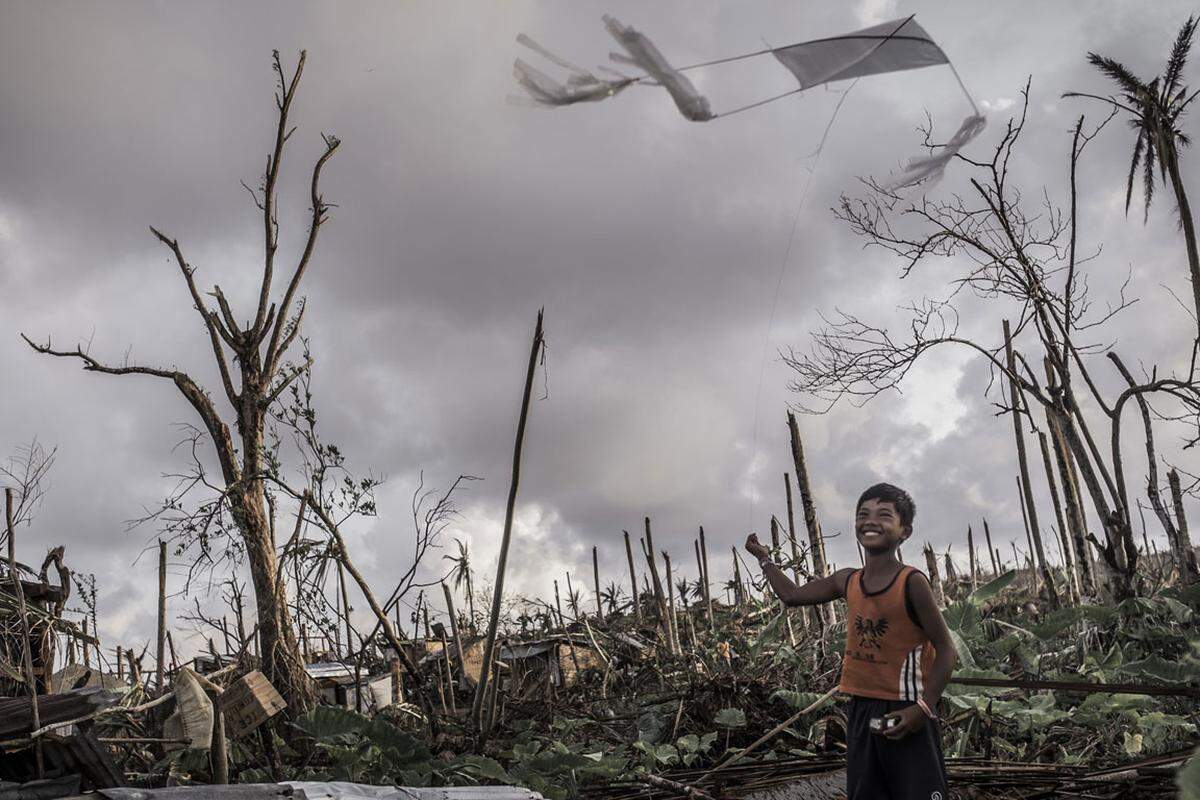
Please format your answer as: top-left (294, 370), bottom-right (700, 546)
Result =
top-left (881, 705), bottom-right (927, 739)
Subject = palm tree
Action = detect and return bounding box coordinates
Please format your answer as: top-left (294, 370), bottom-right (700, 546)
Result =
top-left (600, 581), bottom-right (625, 616)
top-left (443, 538), bottom-right (476, 630)
top-left (1067, 16), bottom-right (1200, 331)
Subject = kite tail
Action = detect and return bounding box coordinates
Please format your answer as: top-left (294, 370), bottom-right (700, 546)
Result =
top-left (603, 15), bottom-right (715, 121)
top-left (512, 34), bottom-right (633, 108)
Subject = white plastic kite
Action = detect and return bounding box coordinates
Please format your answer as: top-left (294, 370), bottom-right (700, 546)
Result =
top-left (513, 15), bottom-right (985, 189)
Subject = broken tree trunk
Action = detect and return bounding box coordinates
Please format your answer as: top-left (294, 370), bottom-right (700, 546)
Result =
top-left (472, 309), bottom-right (544, 735)
top-left (1168, 469), bottom-right (1197, 583)
top-left (698, 526), bottom-right (713, 625)
top-left (1005, 320), bottom-right (1059, 608)
top-left (1042, 373), bottom-right (1096, 595)
top-left (693, 538), bottom-right (712, 626)
top-left (663, 551), bottom-right (678, 651)
top-left (983, 518), bottom-right (998, 576)
top-left (787, 411), bottom-right (828, 627)
top-left (966, 526), bottom-right (978, 591)
top-left (592, 546), bottom-right (604, 622)
top-left (923, 544), bottom-right (945, 606)
top-left (156, 540), bottom-right (167, 692)
top-left (441, 581), bottom-right (467, 674)
top-left (623, 530), bottom-right (641, 622)
top-left (1038, 429), bottom-right (1080, 601)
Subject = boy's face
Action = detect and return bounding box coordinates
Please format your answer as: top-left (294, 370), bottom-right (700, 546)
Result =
top-left (855, 498), bottom-right (910, 553)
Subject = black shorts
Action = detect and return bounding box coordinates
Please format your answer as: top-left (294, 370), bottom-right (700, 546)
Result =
top-left (846, 696), bottom-right (948, 800)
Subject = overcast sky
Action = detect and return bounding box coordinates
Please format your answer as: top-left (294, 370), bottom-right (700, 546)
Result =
top-left (2, 0), bottom-right (1197, 659)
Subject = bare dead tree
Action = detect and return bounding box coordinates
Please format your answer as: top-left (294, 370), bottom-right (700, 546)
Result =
top-left (784, 84), bottom-right (1200, 600)
top-left (0, 439), bottom-right (57, 547)
top-left (23, 51), bottom-right (340, 712)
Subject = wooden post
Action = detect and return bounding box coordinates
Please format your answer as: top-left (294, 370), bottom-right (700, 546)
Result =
top-left (1004, 321), bottom-right (1059, 607)
top-left (82, 618), bottom-right (92, 669)
top-left (698, 526), bottom-right (713, 625)
top-left (769, 516), bottom-right (781, 552)
top-left (6, 489), bottom-right (43, 778)
top-left (623, 530), bottom-right (641, 622)
top-left (983, 518), bottom-right (998, 576)
top-left (592, 546), bottom-right (604, 622)
top-left (166, 630), bottom-right (179, 675)
top-left (923, 544), bottom-right (945, 606)
top-left (156, 540), bottom-right (167, 692)
top-left (117, 646), bottom-right (124, 680)
top-left (472, 309), bottom-right (544, 735)
top-left (1168, 469), bottom-right (1197, 582)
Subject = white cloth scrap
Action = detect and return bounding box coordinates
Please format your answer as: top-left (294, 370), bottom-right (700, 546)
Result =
top-left (511, 33), bottom-right (631, 108)
top-left (603, 14), bottom-right (714, 121)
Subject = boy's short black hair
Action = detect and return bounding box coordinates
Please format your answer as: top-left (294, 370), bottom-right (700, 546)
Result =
top-left (856, 483), bottom-right (916, 528)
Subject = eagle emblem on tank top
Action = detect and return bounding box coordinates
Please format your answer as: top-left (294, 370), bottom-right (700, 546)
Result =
top-left (854, 614), bottom-right (889, 650)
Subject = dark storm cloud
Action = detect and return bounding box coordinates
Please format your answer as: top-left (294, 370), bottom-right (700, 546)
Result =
top-left (1, 0), bottom-right (1196, 647)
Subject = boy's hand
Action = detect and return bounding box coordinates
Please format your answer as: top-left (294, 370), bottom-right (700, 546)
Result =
top-left (744, 533), bottom-right (769, 560)
top-left (881, 705), bottom-right (927, 739)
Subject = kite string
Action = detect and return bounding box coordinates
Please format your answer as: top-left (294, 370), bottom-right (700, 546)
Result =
top-left (747, 79), bottom-right (859, 533)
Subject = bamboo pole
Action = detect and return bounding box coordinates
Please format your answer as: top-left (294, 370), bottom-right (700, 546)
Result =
top-left (623, 530), bottom-right (641, 622)
top-left (156, 541), bottom-right (167, 691)
top-left (471, 309), bottom-right (544, 734)
top-left (592, 546), bottom-right (604, 621)
top-left (6, 489), bottom-right (43, 778)
top-left (1004, 320), bottom-right (1058, 607)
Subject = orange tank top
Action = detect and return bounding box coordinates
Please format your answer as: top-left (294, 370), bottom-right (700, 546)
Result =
top-left (838, 565), bottom-right (936, 702)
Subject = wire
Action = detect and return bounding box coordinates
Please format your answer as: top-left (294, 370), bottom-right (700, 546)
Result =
top-left (747, 80), bottom-right (859, 532)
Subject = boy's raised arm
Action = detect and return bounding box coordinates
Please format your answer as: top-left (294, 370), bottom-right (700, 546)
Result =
top-left (745, 534), bottom-right (853, 606)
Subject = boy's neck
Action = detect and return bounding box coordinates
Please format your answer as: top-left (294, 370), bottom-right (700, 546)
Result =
top-left (862, 548), bottom-right (903, 576)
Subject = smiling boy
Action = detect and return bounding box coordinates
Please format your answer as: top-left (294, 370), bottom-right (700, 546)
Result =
top-left (745, 482), bottom-right (956, 800)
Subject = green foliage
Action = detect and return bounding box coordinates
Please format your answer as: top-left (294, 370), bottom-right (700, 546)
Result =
top-left (713, 707), bottom-right (747, 728)
top-left (1178, 750), bottom-right (1200, 800)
